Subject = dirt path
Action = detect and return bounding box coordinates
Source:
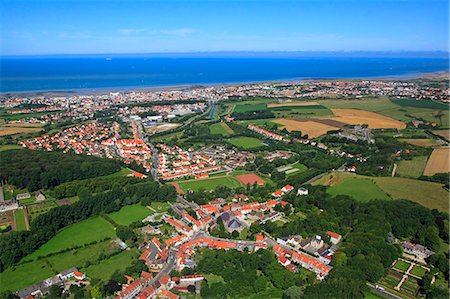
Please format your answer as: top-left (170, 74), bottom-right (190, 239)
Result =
top-left (23, 207), bottom-right (30, 230)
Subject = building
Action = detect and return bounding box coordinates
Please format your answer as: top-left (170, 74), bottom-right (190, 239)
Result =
top-left (402, 241), bottom-right (434, 260)
top-left (297, 187), bottom-right (309, 196)
top-left (326, 231), bottom-right (342, 245)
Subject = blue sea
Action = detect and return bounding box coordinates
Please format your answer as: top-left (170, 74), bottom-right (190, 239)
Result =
top-left (0, 55), bottom-right (448, 93)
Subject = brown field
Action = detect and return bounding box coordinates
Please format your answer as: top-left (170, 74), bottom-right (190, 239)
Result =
top-left (0, 124), bottom-right (43, 136)
top-left (399, 139), bottom-right (438, 148)
top-left (432, 130), bottom-right (450, 141)
top-left (273, 119), bottom-right (340, 138)
top-left (236, 174), bottom-right (265, 186)
top-left (267, 101), bottom-right (319, 108)
top-left (324, 109), bottom-right (406, 129)
top-left (169, 182), bottom-right (184, 194)
top-left (423, 147), bottom-right (450, 176)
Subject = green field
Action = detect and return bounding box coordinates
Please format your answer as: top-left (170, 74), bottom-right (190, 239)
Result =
top-left (277, 162), bottom-right (308, 177)
top-left (177, 176), bottom-right (241, 192)
top-left (373, 177), bottom-right (449, 212)
top-left (84, 250), bottom-right (138, 282)
top-left (24, 217), bottom-right (115, 261)
top-left (108, 204), bottom-right (153, 226)
top-left (393, 260), bottom-right (410, 272)
top-left (0, 259), bottom-right (54, 292)
top-left (14, 209), bottom-right (27, 231)
top-left (269, 105), bottom-right (333, 118)
top-left (327, 176), bottom-right (391, 202)
top-left (396, 156), bottom-right (428, 178)
top-left (0, 144), bottom-right (23, 151)
top-left (410, 265), bottom-right (427, 277)
top-left (318, 97), bottom-right (449, 129)
top-left (100, 167), bottom-right (134, 178)
top-left (228, 137), bottom-right (265, 149)
top-left (209, 122), bottom-right (234, 136)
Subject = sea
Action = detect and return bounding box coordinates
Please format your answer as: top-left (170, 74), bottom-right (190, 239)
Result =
top-left (0, 55), bottom-right (449, 94)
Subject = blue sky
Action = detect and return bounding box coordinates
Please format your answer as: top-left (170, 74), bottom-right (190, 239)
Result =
top-left (1, 0), bottom-right (448, 55)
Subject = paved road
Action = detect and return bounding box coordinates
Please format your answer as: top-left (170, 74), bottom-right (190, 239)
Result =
top-left (367, 283), bottom-right (404, 299)
top-left (176, 195), bottom-right (199, 210)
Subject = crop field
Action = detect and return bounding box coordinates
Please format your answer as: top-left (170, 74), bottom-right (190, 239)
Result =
top-left (108, 204), bottom-right (153, 226)
top-left (432, 130), bottom-right (449, 141)
top-left (274, 119), bottom-right (339, 137)
top-left (373, 177), bottom-right (449, 212)
top-left (269, 105), bottom-right (333, 118)
top-left (84, 250), bottom-right (138, 282)
top-left (326, 176), bottom-right (391, 202)
top-left (209, 122), bottom-right (234, 136)
top-left (324, 109), bottom-right (406, 129)
top-left (399, 138), bottom-right (439, 148)
top-left (423, 147), bottom-right (450, 176)
top-left (228, 136), bottom-right (265, 149)
top-left (24, 216), bottom-right (115, 261)
top-left (13, 209), bottom-right (27, 231)
top-left (318, 97), bottom-right (449, 129)
top-left (396, 156), bottom-right (428, 178)
top-left (177, 176), bottom-right (241, 192)
top-left (393, 260), bottom-right (410, 272)
top-left (267, 101), bottom-right (320, 108)
top-left (0, 124), bottom-right (43, 136)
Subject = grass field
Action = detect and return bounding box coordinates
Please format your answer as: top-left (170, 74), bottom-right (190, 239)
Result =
top-left (396, 156), bottom-right (428, 178)
top-left (318, 97), bottom-right (449, 129)
top-left (399, 139), bottom-right (439, 148)
top-left (177, 176), bottom-right (241, 192)
top-left (228, 136), bottom-right (265, 149)
top-left (14, 209), bottom-right (27, 231)
top-left (315, 172), bottom-right (449, 212)
top-left (0, 144), bottom-right (23, 151)
top-left (327, 176), bottom-right (391, 202)
top-left (108, 204), bottom-right (153, 226)
top-left (410, 265), bottom-right (427, 277)
top-left (209, 122), bottom-right (234, 136)
top-left (270, 105), bottom-right (333, 118)
top-left (393, 260), bottom-right (410, 272)
top-left (84, 250), bottom-right (138, 282)
top-left (24, 217), bottom-right (115, 261)
top-left (0, 259), bottom-right (54, 292)
top-left (423, 147), bottom-right (450, 176)
top-left (100, 167), bottom-right (134, 178)
top-left (373, 176), bottom-right (449, 212)
top-left (149, 201), bottom-right (171, 212)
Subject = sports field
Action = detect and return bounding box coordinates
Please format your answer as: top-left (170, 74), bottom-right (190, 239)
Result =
top-left (13, 209), bottom-right (27, 231)
top-left (396, 156), bottom-right (428, 178)
top-left (108, 204), bottom-right (153, 226)
top-left (235, 173), bottom-right (265, 185)
top-left (176, 176), bottom-right (241, 192)
top-left (228, 137), bottom-right (264, 149)
top-left (326, 176), bottom-right (391, 202)
top-left (423, 147), bottom-right (450, 176)
top-left (209, 122), bottom-right (234, 136)
top-left (24, 216), bottom-right (115, 261)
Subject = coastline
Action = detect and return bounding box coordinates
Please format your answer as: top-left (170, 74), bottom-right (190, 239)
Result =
top-left (1, 70), bottom-right (448, 98)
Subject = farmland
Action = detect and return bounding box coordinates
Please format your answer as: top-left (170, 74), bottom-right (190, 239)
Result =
top-left (396, 156), bottom-right (428, 178)
top-left (176, 176), bottom-right (241, 192)
top-left (432, 130), bottom-right (449, 141)
top-left (322, 175), bottom-right (391, 202)
top-left (423, 147), bottom-right (450, 176)
top-left (399, 138), bottom-right (439, 148)
top-left (267, 101), bottom-right (320, 108)
top-left (324, 109), bottom-right (406, 129)
top-left (273, 119), bottom-right (339, 138)
top-left (24, 216), bottom-right (115, 261)
top-left (108, 204), bottom-right (153, 226)
top-left (228, 136), bottom-right (265, 149)
top-left (0, 123), bottom-right (44, 136)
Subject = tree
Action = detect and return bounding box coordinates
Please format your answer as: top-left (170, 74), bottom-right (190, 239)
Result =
top-left (90, 286), bottom-right (102, 299)
top-left (47, 285), bottom-right (63, 299)
top-left (283, 285), bottom-right (303, 299)
top-left (116, 226), bottom-right (136, 242)
top-left (104, 280), bottom-right (121, 295)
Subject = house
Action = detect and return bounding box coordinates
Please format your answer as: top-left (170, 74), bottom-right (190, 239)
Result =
top-left (402, 241), bottom-right (434, 260)
top-left (35, 191), bottom-right (46, 202)
top-left (281, 184), bottom-right (294, 193)
top-left (326, 231), bottom-right (342, 245)
top-left (16, 192), bottom-right (31, 201)
top-left (73, 271), bottom-right (85, 280)
top-left (272, 190), bottom-right (284, 197)
top-left (297, 187), bottom-right (309, 196)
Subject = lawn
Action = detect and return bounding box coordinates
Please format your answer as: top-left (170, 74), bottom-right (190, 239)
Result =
top-left (177, 176), bottom-right (241, 192)
top-left (209, 122), bottom-right (234, 136)
top-left (24, 216), bottom-right (115, 261)
top-left (149, 201), bottom-right (171, 212)
top-left (108, 204), bottom-right (153, 226)
top-left (228, 137), bottom-right (265, 149)
top-left (396, 156), bottom-right (428, 178)
top-left (393, 260), bottom-right (410, 272)
top-left (373, 177), bottom-right (449, 212)
top-left (84, 250), bottom-right (138, 282)
top-left (409, 265), bottom-right (427, 277)
top-left (14, 209), bottom-right (27, 231)
top-left (327, 176), bottom-right (391, 202)
top-left (0, 259), bottom-right (54, 292)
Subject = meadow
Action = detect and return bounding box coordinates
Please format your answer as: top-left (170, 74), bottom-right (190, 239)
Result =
top-left (108, 204), bottom-right (153, 226)
top-left (399, 138), bottom-right (439, 148)
top-left (176, 176), bottom-right (241, 192)
top-left (228, 136), bottom-right (265, 149)
top-left (13, 209), bottom-right (27, 231)
top-left (84, 250), bottom-right (138, 282)
top-left (326, 176), bottom-right (391, 202)
top-left (209, 122), bottom-right (234, 136)
top-left (396, 156), bottom-right (428, 178)
top-left (24, 216), bottom-right (115, 261)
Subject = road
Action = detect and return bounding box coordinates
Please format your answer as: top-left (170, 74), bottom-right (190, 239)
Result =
top-left (176, 195), bottom-right (199, 210)
top-left (367, 283), bottom-right (404, 299)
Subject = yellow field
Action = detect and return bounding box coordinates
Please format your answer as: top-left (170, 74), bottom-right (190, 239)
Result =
top-left (432, 130), bottom-right (449, 141)
top-left (424, 147), bottom-right (450, 176)
top-left (325, 109), bottom-right (406, 129)
top-left (267, 101), bottom-right (319, 108)
top-left (399, 139), bottom-right (438, 148)
top-left (0, 124), bottom-right (43, 136)
top-left (273, 119), bottom-right (339, 138)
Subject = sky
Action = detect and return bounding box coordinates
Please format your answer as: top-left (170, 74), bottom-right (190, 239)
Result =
top-left (1, 0), bottom-right (448, 56)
